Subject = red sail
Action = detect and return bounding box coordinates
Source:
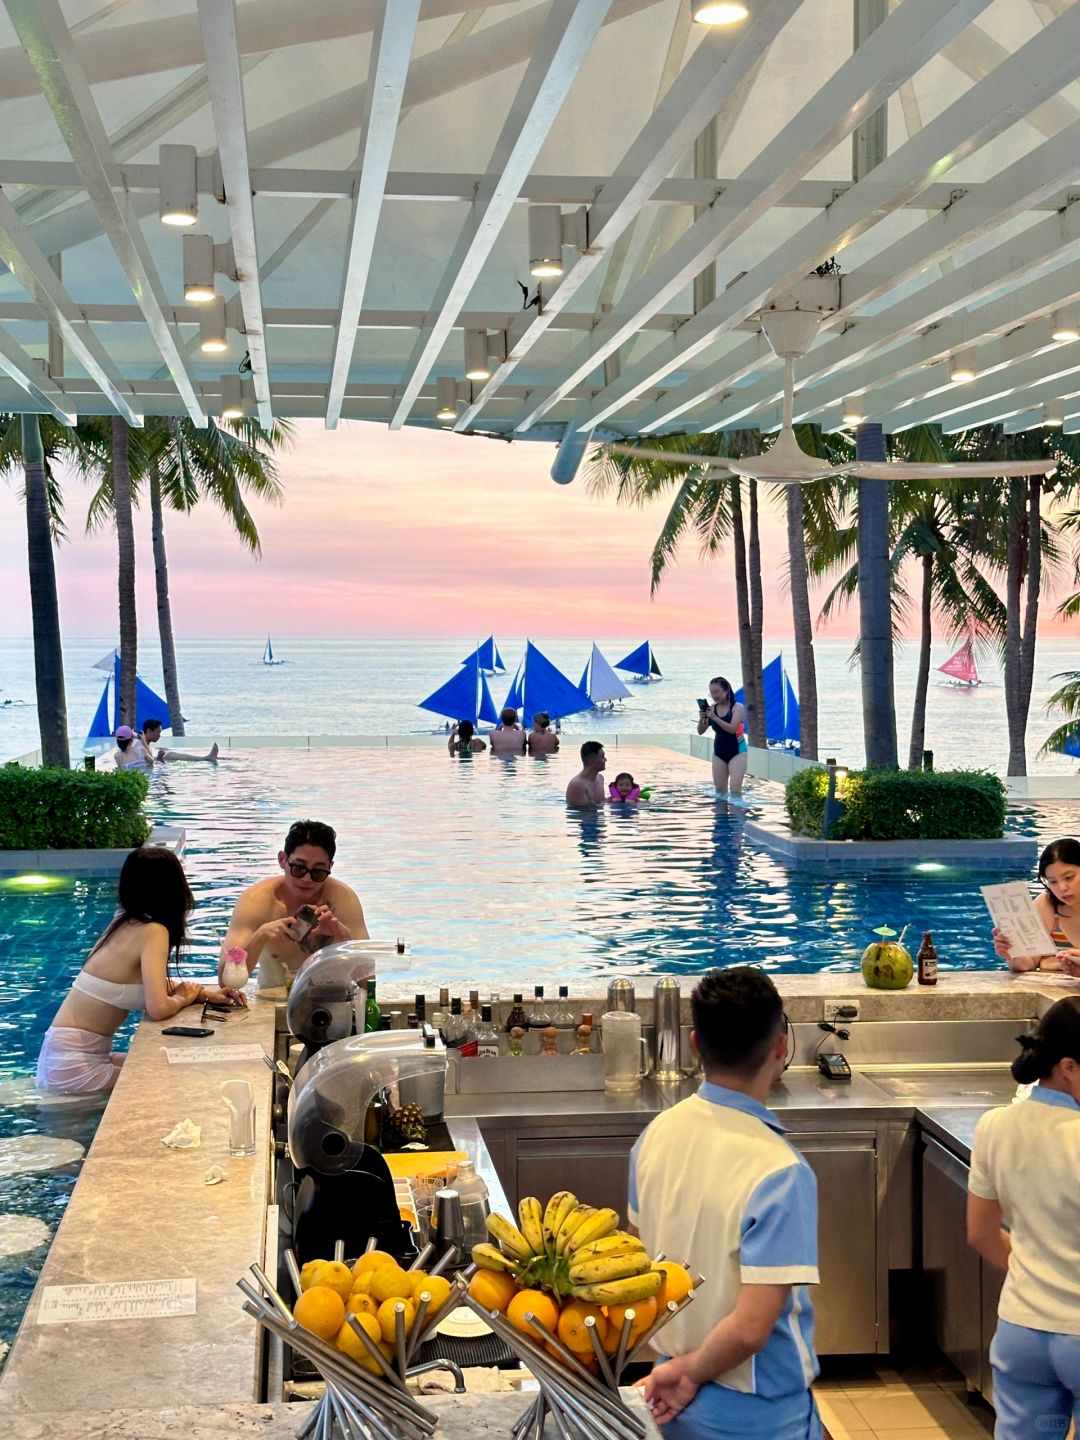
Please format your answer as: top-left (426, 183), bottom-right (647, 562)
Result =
top-left (937, 640), bottom-right (979, 685)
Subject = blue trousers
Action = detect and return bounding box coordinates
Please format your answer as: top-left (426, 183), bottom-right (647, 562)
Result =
top-left (990, 1319), bottom-right (1080, 1440)
top-left (662, 1383), bottom-right (821, 1440)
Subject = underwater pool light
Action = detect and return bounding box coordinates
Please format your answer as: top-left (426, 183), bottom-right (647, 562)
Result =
top-left (914, 862), bottom-right (947, 873)
top-left (0, 873), bottom-right (74, 892)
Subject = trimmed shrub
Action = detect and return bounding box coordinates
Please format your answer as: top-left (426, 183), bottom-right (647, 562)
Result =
top-left (0, 764), bottom-right (150, 850)
top-left (785, 766), bottom-right (1007, 841)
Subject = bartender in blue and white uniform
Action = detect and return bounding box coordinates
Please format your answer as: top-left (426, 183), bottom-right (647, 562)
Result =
top-left (968, 997), bottom-right (1080, 1439)
top-left (629, 967), bottom-right (820, 1440)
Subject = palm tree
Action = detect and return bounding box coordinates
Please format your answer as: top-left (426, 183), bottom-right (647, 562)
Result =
top-left (111, 417), bottom-right (137, 725)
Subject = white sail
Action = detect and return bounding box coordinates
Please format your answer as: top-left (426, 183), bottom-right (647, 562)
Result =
top-left (584, 644), bottom-right (631, 704)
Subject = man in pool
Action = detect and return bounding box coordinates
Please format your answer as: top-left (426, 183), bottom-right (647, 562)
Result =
top-left (566, 741), bottom-right (606, 808)
top-left (139, 718), bottom-right (219, 764)
top-left (218, 819), bottom-right (368, 990)
top-left (489, 707), bottom-right (526, 755)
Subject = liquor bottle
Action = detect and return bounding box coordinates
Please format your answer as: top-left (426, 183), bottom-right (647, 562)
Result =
top-left (505, 993), bottom-right (528, 1034)
top-left (414, 993), bottom-right (427, 1026)
top-left (445, 997), bottom-right (478, 1057)
top-left (439, 986), bottom-right (450, 1013)
top-left (475, 1005), bottom-right (502, 1058)
top-left (528, 985), bottom-right (551, 1031)
top-left (917, 931), bottom-right (939, 986)
top-left (507, 1026), bottom-right (526, 1058)
top-left (572, 1024), bottom-right (593, 1055)
top-left (581, 1012), bottom-right (596, 1053)
top-left (364, 991), bottom-right (381, 1033)
top-left (540, 1026), bottom-right (559, 1058)
top-left (469, 988), bottom-right (480, 1014)
top-left (551, 986), bottom-right (577, 1054)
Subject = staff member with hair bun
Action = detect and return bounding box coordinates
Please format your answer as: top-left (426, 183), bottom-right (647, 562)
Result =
top-left (967, 997), bottom-right (1080, 1438)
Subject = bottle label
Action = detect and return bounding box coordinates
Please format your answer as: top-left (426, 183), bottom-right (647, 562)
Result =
top-left (477, 1043), bottom-right (500, 1059)
top-left (921, 956), bottom-right (938, 981)
top-left (458, 1039), bottom-right (479, 1058)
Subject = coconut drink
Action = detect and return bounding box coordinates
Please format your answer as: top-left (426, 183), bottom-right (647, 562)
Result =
top-left (860, 925), bottom-right (913, 990)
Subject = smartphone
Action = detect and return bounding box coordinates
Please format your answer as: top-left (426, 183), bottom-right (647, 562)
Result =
top-left (162, 1025), bottom-right (214, 1038)
top-left (697, 698), bottom-right (708, 711)
top-left (292, 904), bottom-right (319, 942)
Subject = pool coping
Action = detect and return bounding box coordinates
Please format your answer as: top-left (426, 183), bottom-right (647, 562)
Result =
top-left (742, 816), bottom-right (1038, 871)
top-left (0, 824), bottom-right (186, 873)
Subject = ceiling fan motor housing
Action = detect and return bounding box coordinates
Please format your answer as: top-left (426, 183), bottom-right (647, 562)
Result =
top-left (760, 275), bottom-right (841, 359)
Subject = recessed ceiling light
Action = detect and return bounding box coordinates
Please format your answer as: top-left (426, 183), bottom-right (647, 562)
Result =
top-left (159, 144), bottom-right (198, 227)
top-left (692, 0), bottom-right (749, 22)
top-left (949, 349), bottom-right (976, 384)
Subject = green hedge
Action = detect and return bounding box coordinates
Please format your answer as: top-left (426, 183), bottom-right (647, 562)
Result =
top-left (785, 766), bottom-right (1007, 841)
top-left (0, 764), bottom-right (150, 850)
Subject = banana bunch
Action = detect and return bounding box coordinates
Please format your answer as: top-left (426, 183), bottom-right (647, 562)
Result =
top-left (472, 1192), bottom-right (664, 1303)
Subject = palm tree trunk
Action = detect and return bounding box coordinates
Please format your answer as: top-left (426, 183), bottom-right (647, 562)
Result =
top-left (747, 478), bottom-right (766, 746)
top-left (112, 417), bottom-right (137, 726)
top-left (1004, 479), bottom-right (1026, 776)
top-left (22, 414), bottom-right (69, 767)
top-left (729, 478), bottom-right (761, 745)
top-left (785, 485), bottom-right (818, 760)
top-left (1019, 474), bottom-right (1042, 740)
top-left (149, 462), bottom-right (185, 735)
top-left (855, 424), bottom-right (897, 768)
top-left (908, 551), bottom-right (933, 771)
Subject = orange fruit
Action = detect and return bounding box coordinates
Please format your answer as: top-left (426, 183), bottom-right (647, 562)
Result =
top-left (653, 1261), bottom-right (694, 1309)
top-left (335, 1312), bottom-right (382, 1365)
top-left (370, 1263), bottom-right (413, 1304)
top-left (346, 1292), bottom-right (378, 1318)
top-left (350, 1272), bottom-right (375, 1297)
top-left (353, 1249), bottom-right (396, 1278)
top-left (557, 1300), bottom-right (608, 1354)
top-left (299, 1259), bottom-right (354, 1301)
top-left (606, 1297), bottom-right (657, 1348)
top-left (376, 1295), bottom-right (416, 1343)
top-left (294, 1285), bottom-right (346, 1341)
top-left (469, 1268), bottom-right (517, 1314)
top-left (507, 1288), bottom-right (559, 1339)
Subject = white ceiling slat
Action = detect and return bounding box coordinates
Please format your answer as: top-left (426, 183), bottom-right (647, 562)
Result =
top-left (0, 330), bottom-right (72, 424)
top-left (196, 0), bottom-right (273, 427)
top-left (387, 0), bottom-right (614, 431)
top-left (0, 191), bottom-right (140, 426)
top-left (556, 0), bottom-right (1080, 439)
top-left (325, 0), bottom-right (420, 430)
top-left (3, 0), bottom-right (206, 425)
top-left (885, 340), bottom-right (1080, 433)
top-left (453, 0), bottom-right (806, 433)
top-left (509, 0), bottom-right (997, 437)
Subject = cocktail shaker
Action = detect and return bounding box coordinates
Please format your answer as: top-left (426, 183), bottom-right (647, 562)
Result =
top-left (606, 978), bottom-right (636, 1013)
top-left (652, 977), bottom-right (682, 1083)
top-left (431, 1188), bottom-right (465, 1262)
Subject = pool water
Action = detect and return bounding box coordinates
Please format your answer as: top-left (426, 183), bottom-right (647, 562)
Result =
top-left (0, 743), bottom-right (1071, 1350)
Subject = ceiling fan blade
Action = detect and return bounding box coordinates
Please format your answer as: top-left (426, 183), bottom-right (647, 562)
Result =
top-left (846, 459), bottom-right (1060, 481)
top-left (605, 443), bottom-right (720, 467)
top-left (723, 426), bottom-right (851, 483)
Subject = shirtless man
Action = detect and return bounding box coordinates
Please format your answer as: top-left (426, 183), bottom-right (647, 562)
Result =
top-left (565, 741), bottom-right (606, 808)
top-left (218, 819), bottom-right (368, 989)
top-left (527, 711), bottom-right (560, 756)
top-left (489, 707), bottom-right (526, 755)
top-left (140, 718), bottom-right (219, 764)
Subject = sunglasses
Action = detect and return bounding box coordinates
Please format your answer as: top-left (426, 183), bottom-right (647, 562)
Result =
top-left (285, 860), bottom-right (332, 882)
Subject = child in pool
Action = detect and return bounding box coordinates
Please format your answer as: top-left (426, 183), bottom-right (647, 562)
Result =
top-left (609, 772), bottom-right (651, 803)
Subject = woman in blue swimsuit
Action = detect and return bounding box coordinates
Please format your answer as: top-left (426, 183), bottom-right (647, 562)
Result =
top-left (697, 676), bottom-right (746, 796)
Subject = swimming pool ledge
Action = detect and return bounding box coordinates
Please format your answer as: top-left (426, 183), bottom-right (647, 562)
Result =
top-left (0, 825), bottom-right (185, 874)
top-left (743, 817), bottom-right (1037, 872)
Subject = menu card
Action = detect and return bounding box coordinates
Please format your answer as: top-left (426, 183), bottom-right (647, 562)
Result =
top-left (37, 1278), bottom-right (196, 1324)
top-left (980, 881), bottom-right (1056, 957)
top-left (163, 1043), bottom-right (265, 1064)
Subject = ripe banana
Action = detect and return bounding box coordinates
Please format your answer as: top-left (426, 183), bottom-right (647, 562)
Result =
top-left (565, 1207), bottom-right (620, 1253)
top-left (518, 1196), bottom-right (546, 1257)
top-left (568, 1249), bottom-right (653, 1286)
top-left (543, 1191), bottom-right (578, 1250)
top-left (554, 1204), bottom-right (595, 1257)
top-left (486, 1211), bottom-right (534, 1262)
top-left (570, 1269), bottom-right (663, 1306)
top-left (570, 1232), bottom-right (646, 1264)
top-left (471, 1242), bottom-right (520, 1274)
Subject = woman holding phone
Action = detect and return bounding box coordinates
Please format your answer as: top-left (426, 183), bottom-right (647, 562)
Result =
top-left (697, 676), bottom-right (747, 797)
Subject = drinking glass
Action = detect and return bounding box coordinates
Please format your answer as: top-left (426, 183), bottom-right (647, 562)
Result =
top-left (221, 1079), bottom-right (256, 1157)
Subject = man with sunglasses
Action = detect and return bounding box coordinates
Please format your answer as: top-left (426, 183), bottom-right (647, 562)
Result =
top-left (218, 820), bottom-right (368, 990)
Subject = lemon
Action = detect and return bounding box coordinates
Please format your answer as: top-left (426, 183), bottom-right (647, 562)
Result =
top-left (377, 1295), bottom-right (416, 1343)
top-left (370, 1263), bottom-right (413, 1304)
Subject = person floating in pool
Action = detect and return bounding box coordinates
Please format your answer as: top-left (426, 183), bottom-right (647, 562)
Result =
top-left (139, 718), bottom-right (219, 764)
top-left (489, 707), bottom-right (526, 755)
top-left (218, 819), bottom-right (368, 990)
top-left (609, 771), bottom-right (649, 803)
top-left (697, 676), bottom-right (747, 797)
top-left (448, 720), bottom-right (486, 755)
top-left (527, 711), bottom-right (560, 756)
top-left (113, 726), bottom-right (151, 771)
top-left (566, 740), bottom-right (606, 808)
top-left (993, 837), bottom-right (1080, 975)
top-left (36, 848), bottom-right (246, 1095)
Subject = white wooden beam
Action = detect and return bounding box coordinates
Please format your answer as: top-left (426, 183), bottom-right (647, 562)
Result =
top-left (325, 0), bottom-right (419, 429)
top-left (387, 0), bottom-right (614, 430)
top-left (885, 339), bottom-right (1080, 431)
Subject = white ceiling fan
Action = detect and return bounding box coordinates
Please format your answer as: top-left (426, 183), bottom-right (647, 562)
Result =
top-left (606, 303), bottom-right (1058, 487)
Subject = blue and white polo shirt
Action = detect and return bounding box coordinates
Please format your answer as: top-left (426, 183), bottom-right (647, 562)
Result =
top-left (628, 1082), bottom-right (819, 1400)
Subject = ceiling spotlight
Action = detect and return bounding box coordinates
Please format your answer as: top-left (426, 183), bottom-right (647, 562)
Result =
top-left (1042, 400), bottom-right (1065, 428)
top-left (692, 0), bottom-right (749, 21)
top-left (949, 348), bottom-right (976, 384)
top-left (464, 330), bottom-right (492, 382)
top-left (841, 396), bottom-right (865, 426)
top-left (219, 373), bottom-right (247, 420)
top-left (436, 376), bottom-right (458, 423)
top-left (159, 143), bottom-right (198, 227)
top-left (528, 205), bottom-right (565, 279)
top-left (199, 296), bottom-right (228, 353)
top-left (183, 233), bottom-right (215, 303)
top-left (1051, 306), bottom-right (1080, 342)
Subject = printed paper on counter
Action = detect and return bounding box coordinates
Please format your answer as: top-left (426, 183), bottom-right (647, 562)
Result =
top-left (37, 1278), bottom-right (196, 1324)
top-left (163, 1043), bottom-right (266, 1064)
top-left (980, 882), bottom-right (1057, 957)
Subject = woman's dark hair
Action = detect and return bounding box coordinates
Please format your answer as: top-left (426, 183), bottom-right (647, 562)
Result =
top-left (500, 707), bottom-right (519, 726)
top-left (116, 735), bottom-right (134, 752)
top-left (91, 847), bottom-right (194, 958)
top-left (284, 819), bottom-right (337, 860)
top-left (1012, 996), bottom-right (1080, 1084)
top-left (1037, 838), bottom-right (1080, 912)
top-left (456, 720), bottom-right (475, 746)
top-left (691, 966), bottom-right (785, 1076)
top-left (710, 676), bottom-right (733, 698)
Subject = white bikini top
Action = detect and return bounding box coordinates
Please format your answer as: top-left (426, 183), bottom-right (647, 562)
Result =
top-left (71, 970), bottom-right (146, 1012)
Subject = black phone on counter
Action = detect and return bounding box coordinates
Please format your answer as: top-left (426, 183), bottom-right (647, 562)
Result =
top-left (292, 904), bottom-right (319, 942)
top-left (162, 1025), bottom-right (214, 1038)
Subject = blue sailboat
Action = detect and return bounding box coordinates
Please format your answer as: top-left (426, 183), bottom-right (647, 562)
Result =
top-left (735, 655), bottom-right (800, 750)
top-left (503, 640), bottom-right (591, 726)
top-left (462, 636), bottom-right (505, 675)
top-left (613, 640), bottom-right (662, 682)
top-left (263, 635), bottom-right (285, 665)
top-left (579, 643), bottom-right (630, 708)
top-left (418, 649), bottom-right (500, 726)
top-left (85, 652), bottom-right (171, 745)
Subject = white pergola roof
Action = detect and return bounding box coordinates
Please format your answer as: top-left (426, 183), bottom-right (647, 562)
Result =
top-left (1, 0), bottom-right (1080, 456)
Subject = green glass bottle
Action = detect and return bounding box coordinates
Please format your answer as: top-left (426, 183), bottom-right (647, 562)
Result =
top-left (364, 989), bottom-right (382, 1033)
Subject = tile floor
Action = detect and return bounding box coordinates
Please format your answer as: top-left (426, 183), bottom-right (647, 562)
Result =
top-left (815, 1360), bottom-right (996, 1440)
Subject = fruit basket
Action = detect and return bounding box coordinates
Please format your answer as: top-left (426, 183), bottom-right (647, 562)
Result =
top-left (464, 1192), bottom-right (702, 1439)
top-left (237, 1240), bottom-right (468, 1440)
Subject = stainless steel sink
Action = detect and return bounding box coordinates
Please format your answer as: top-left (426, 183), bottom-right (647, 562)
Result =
top-left (868, 1069), bottom-right (1017, 1102)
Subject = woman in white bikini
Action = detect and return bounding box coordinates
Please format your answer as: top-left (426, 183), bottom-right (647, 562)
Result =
top-left (36, 847), bottom-right (245, 1095)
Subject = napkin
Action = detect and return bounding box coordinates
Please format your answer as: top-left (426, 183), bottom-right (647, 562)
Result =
top-left (162, 1118), bottom-right (201, 1149)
